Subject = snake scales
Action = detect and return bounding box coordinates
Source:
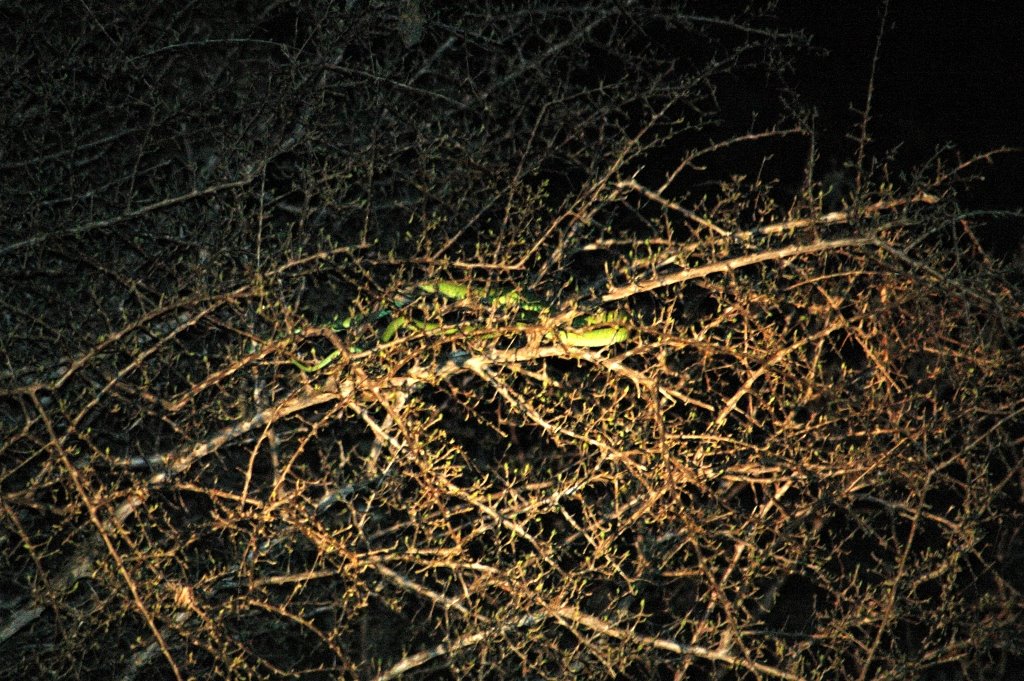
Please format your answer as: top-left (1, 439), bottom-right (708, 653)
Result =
top-left (289, 280), bottom-right (630, 373)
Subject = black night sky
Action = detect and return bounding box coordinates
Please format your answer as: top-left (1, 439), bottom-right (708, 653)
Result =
top-left (783, 3), bottom-right (1023, 250)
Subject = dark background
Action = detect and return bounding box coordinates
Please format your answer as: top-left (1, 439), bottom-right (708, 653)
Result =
top-left (783, 2), bottom-right (1022, 252)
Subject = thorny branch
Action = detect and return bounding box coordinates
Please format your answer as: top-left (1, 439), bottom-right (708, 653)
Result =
top-left (2, 2), bottom-right (1021, 680)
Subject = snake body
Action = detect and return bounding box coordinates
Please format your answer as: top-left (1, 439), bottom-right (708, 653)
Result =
top-left (291, 281), bottom-right (629, 372)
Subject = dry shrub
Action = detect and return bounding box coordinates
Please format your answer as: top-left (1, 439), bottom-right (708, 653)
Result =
top-left (1, 2), bottom-right (1021, 680)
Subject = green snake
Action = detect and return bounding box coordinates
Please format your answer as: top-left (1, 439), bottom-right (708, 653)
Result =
top-left (290, 280), bottom-right (630, 373)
